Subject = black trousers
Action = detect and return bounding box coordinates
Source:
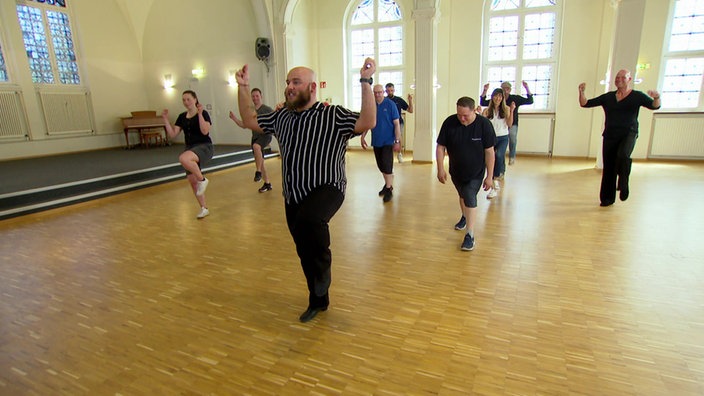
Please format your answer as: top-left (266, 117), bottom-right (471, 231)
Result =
top-left (285, 185), bottom-right (344, 309)
top-left (601, 132), bottom-right (637, 204)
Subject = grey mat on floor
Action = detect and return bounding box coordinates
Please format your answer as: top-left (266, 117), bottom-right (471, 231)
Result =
top-left (0, 145), bottom-right (251, 194)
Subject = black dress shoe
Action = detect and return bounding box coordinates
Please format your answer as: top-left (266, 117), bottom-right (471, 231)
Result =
top-left (600, 201), bottom-right (614, 207)
top-left (299, 306), bottom-right (328, 323)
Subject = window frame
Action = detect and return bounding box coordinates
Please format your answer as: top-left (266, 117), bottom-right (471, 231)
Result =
top-left (346, 0), bottom-right (407, 110)
top-left (15, 0), bottom-right (83, 86)
top-left (481, 0), bottom-right (563, 112)
top-left (658, 0), bottom-right (704, 112)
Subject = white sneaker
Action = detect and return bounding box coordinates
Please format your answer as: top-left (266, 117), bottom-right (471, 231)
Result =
top-left (196, 178), bottom-right (209, 196)
top-left (493, 180), bottom-right (501, 191)
top-left (197, 207), bottom-right (209, 219)
top-left (487, 188), bottom-right (498, 199)
top-left (509, 158), bottom-right (516, 165)
top-left (397, 152), bottom-right (404, 163)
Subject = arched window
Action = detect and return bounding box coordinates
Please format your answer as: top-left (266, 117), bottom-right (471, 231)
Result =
top-left (16, 0), bottom-right (81, 85)
top-left (660, 0), bottom-right (704, 110)
top-left (347, 0), bottom-right (405, 109)
top-left (482, 0), bottom-right (561, 110)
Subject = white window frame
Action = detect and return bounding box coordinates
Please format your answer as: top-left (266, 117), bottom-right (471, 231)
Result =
top-left (346, 0), bottom-right (407, 110)
top-left (15, 0), bottom-right (83, 86)
top-left (659, 0), bottom-right (704, 111)
top-left (481, 0), bottom-right (562, 111)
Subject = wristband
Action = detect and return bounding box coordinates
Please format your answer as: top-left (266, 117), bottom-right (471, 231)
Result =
top-left (359, 77), bottom-right (373, 84)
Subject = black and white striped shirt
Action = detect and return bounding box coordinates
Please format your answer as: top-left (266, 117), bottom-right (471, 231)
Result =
top-left (258, 102), bottom-right (360, 204)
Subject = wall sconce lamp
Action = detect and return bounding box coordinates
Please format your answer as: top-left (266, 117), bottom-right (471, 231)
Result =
top-left (163, 74), bottom-right (174, 89)
top-left (228, 69), bottom-right (237, 86)
top-left (191, 68), bottom-right (205, 80)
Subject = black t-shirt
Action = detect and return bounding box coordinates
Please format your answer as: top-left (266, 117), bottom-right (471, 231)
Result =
top-left (388, 96), bottom-right (409, 125)
top-left (175, 110), bottom-right (212, 147)
top-left (583, 90), bottom-right (659, 138)
top-left (436, 114), bottom-right (496, 182)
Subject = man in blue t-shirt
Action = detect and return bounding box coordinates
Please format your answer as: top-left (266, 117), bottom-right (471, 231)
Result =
top-left (362, 84), bottom-right (401, 203)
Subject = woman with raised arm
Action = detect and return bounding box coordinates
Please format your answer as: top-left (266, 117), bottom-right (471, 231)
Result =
top-left (162, 90), bottom-right (213, 219)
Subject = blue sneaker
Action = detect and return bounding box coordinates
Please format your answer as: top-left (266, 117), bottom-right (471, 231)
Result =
top-left (461, 234), bottom-right (475, 251)
top-left (454, 216), bottom-right (466, 230)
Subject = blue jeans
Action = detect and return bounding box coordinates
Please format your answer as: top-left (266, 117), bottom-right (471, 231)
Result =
top-left (494, 135), bottom-right (509, 178)
top-left (508, 124), bottom-right (518, 160)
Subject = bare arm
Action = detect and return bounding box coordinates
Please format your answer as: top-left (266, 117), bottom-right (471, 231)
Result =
top-left (578, 83), bottom-right (588, 107)
top-left (354, 58), bottom-right (377, 133)
top-left (161, 109), bottom-right (181, 140)
top-left (647, 90), bottom-right (661, 109)
top-left (196, 104), bottom-right (211, 135)
top-left (235, 64), bottom-right (262, 132)
top-left (483, 147), bottom-right (495, 191)
top-left (406, 94), bottom-right (414, 114)
top-left (392, 119), bottom-right (401, 152)
top-left (229, 111), bottom-right (246, 128)
top-left (436, 144), bottom-right (447, 184)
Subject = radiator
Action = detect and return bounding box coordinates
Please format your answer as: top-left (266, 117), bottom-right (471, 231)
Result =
top-left (38, 91), bottom-right (94, 135)
top-left (649, 114), bottom-right (704, 159)
top-left (516, 114), bottom-right (554, 155)
top-left (0, 90), bottom-right (28, 140)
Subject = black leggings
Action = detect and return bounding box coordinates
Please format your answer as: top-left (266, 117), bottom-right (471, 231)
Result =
top-left (601, 132), bottom-right (637, 204)
top-left (285, 185), bottom-right (345, 308)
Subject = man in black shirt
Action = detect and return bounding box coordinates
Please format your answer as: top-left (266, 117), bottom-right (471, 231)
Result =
top-left (235, 59), bottom-right (377, 322)
top-left (436, 97), bottom-right (496, 251)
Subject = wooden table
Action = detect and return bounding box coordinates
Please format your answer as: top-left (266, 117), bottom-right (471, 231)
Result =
top-left (120, 116), bottom-right (167, 149)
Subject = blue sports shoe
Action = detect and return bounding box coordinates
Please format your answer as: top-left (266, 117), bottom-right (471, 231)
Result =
top-left (461, 234), bottom-right (475, 251)
top-left (454, 215), bottom-right (466, 230)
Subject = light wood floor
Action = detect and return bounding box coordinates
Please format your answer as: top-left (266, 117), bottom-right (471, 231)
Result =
top-left (1, 151), bottom-right (703, 395)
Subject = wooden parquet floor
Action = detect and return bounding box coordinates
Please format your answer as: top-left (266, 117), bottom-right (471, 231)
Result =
top-left (1, 151), bottom-right (703, 395)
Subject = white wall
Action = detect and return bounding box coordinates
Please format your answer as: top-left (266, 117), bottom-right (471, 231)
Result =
top-left (0, 0), bottom-right (694, 161)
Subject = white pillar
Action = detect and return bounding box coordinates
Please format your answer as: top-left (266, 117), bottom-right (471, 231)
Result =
top-left (411, 3), bottom-right (439, 163)
top-left (596, 0), bottom-right (645, 168)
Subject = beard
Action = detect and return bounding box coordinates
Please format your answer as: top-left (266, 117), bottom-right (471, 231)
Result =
top-left (285, 84), bottom-right (312, 110)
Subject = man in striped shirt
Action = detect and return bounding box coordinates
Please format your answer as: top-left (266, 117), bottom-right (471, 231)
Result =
top-left (235, 58), bottom-right (377, 323)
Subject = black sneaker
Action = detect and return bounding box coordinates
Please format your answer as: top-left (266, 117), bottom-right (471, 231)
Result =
top-left (383, 186), bottom-right (393, 203)
top-left (378, 185), bottom-right (387, 196)
top-left (461, 234), bottom-right (475, 251)
top-left (258, 183), bottom-right (272, 193)
top-left (254, 171), bottom-right (262, 182)
top-left (454, 215), bottom-right (466, 230)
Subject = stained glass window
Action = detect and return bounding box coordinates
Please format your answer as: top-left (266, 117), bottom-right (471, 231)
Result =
top-left (661, 0), bottom-right (704, 109)
top-left (0, 43), bottom-right (8, 82)
top-left (349, 0), bottom-right (405, 110)
top-left (483, 0), bottom-right (560, 110)
top-left (16, 0), bottom-right (80, 85)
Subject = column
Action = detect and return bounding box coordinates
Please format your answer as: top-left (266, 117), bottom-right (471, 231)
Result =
top-left (411, 3), bottom-right (439, 163)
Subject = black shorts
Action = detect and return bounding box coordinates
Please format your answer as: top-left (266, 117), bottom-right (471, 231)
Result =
top-left (184, 143), bottom-right (213, 174)
top-left (373, 145), bottom-right (394, 174)
top-left (452, 178), bottom-right (482, 208)
top-left (252, 133), bottom-right (272, 148)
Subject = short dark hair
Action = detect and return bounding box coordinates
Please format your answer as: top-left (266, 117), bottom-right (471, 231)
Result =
top-left (456, 96), bottom-right (475, 110)
top-left (385, 83), bottom-right (395, 89)
top-left (251, 88), bottom-right (262, 95)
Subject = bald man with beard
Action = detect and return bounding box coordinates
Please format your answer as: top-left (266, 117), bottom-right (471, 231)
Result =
top-left (236, 59), bottom-right (377, 323)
